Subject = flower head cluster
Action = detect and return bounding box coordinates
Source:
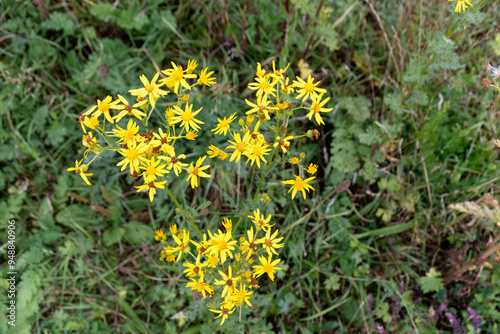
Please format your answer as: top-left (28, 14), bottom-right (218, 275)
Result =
top-left (68, 60), bottom-right (216, 199)
top-left (156, 215), bottom-right (283, 325)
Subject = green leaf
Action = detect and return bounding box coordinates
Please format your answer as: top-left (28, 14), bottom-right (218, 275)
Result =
top-left (418, 268), bottom-right (444, 293)
top-left (342, 96), bottom-right (371, 121)
top-left (325, 274), bottom-right (341, 291)
top-left (374, 302), bottom-right (391, 323)
top-left (40, 12), bottom-right (75, 33)
top-left (103, 227), bottom-right (125, 246)
top-left (124, 221), bottom-right (152, 245)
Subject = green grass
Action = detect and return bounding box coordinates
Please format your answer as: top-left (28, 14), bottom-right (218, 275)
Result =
top-left (1, 0), bottom-right (500, 333)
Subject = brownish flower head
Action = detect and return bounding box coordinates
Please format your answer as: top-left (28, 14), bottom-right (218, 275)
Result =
top-left (130, 171), bottom-right (139, 179)
top-left (122, 143), bottom-right (128, 149)
top-left (279, 124), bottom-right (287, 132)
top-left (171, 156), bottom-right (178, 164)
top-left (124, 105), bottom-right (132, 112)
top-left (482, 78), bottom-right (492, 88)
top-left (312, 129), bottom-right (320, 140)
top-left (148, 181), bottom-right (155, 188)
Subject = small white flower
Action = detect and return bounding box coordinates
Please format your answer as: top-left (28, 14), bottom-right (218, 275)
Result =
top-left (487, 63), bottom-right (500, 79)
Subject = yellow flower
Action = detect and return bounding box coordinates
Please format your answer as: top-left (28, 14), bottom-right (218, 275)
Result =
top-left (206, 253), bottom-right (220, 268)
top-left (207, 229), bottom-right (238, 264)
top-left (169, 224), bottom-right (177, 235)
top-left (198, 68), bottom-right (216, 86)
top-left (293, 74), bottom-right (327, 102)
top-left (186, 276), bottom-right (212, 298)
top-left (154, 229), bottom-right (166, 241)
top-left (150, 128), bottom-right (174, 155)
top-left (84, 95), bottom-right (120, 124)
top-left (273, 136), bottom-right (294, 154)
top-left (171, 103), bottom-right (205, 131)
top-left (255, 62), bottom-right (267, 78)
top-left (82, 132), bottom-right (99, 158)
top-left (186, 130), bottom-right (198, 140)
top-left (214, 266), bottom-right (240, 298)
top-left (112, 94), bottom-right (147, 122)
top-left (212, 112), bottom-right (237, 136)
top-left (191, 233), bottom-right (209, 255)
top-left (219, 151), bottom-right (229, 160)
top-left (231, 283), bottom-right (253, 307)
top-left (79, 114), bottom-right (100, 133)
top-left (183, 253), bottom-right (208, 278)
top-left (187, 59), bottom-right (198, 72)
top-left (222, 218), bottom-right (232, 232)
top-left (161, 62), bottom-right (197, 94)
top-left (165, 107), bottom-right (175, 125)
top-left (253, 254), bottom-right (282, 282)
top-left (67, 160), bottom-right (93, 185)
top-left (282, 175), bottom-right (315, 200)
top-left (135, 180), bottom-right (167, 202)
top-left (226, 132), bottom-right (251, 163)
top-left (307, 163), bottom-right (318, 175)
top-left (186, 156), bottom-right (211, 188)
top-left (129, 73), bottom-right (169, 109)
top-left (244, 139), bottom-right (272, 168)
top-left (116, 140), bottom-right (148, 173)
top-left (207, 145), bottom-right (222, 158)
top-left (248, 76), bottom-right (277, 99)
top-left (257, 228), bottom-right (284, 256)
top-left (248, 209), bottom-right (274, 231)
top-left (209, 301), bottom-right (235, 326)
top-left (241, 227), bottom-right (259, 259)
top-left (172, 231), bottom-right (190, 262)
top-left (112, 119), bottom-right (140, 143)
top-left (245, 94), bottom-right (277, 120)
top-left (290, 157), bottom-right (299, 164)
top-left (269, 60), bottom-right (290, 80)
top-left (159, 153), bottom-right (187, 176)
top-left (449, 0), bottom-right (472, 13)
top-left (140, 157), bottom-right (169, 182)
top-left (306, 96), bottom-right (333, 125)
top-left (280, 77), bottom-right (295, 94)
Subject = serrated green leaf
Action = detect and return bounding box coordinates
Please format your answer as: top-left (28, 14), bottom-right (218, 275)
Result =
top-left (418, 268), bottom-right (444, 293)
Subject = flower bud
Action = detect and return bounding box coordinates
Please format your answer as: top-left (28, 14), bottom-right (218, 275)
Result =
top-left (80, 164), bottom-right (90, 172)
top-left (306, 130), bottom-right (313, 138)
top-left (300, 152), bottom-right (306, 159)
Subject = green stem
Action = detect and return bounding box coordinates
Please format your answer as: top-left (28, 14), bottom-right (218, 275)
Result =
top-left (165, 186), bottom-right (203, 238)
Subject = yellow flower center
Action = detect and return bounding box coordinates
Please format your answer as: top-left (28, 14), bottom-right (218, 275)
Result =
top-left (252, 145), bottom-right (262, 156)
top-left (146, 165), bottom-right (156, 176)
top-left (145, 84), bottom-right (155, 93)
top-left (263, 264), bottom-right (274, 274)
top-left (236, 142), bottom-right (246, 152)
top-left (260, 81), bottom-right (270, 90)
top-left (314, 105), bottom-right (321, 113)
top-left (126, 149), bottom-right (138, 161)
top-left (182, 111), bottom-right (194, 122)
top-left (124, 129), bottom-right (135, 141)
top-left (293, 177), bottom-right (306, 190)
top-left (209, 256), bottom-right (219, 266)
top-left (304, 82), bottom-right (315, 93)
top-left (236, 291), bottom-right (245, 300)
top-left (217, 240), bottom-right (228, 251)
top-left (172, 69), bottom-right (184, 81)
top-left (194, 281), bottom-right (205, 291)
top-left (98, 101), bottom-right (110, 112)
top-left (218, 120), bottom-right (229, 128)
top-left (192, 167), bottom-right (199, 176)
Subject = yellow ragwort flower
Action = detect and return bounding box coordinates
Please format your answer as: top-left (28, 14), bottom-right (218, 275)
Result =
top-left (231, 283), bottom-right (253, 307)
top-left (159, 153), bottom-right (187, 176)
top-left (245, 94), bottom-right (277, 121)
top-left (214, 266), bottom-right (240, 298)
top-left (84, 95), bottom-right (120, 124)
top-left (293, 74), bottom-right (327, 102)
top-left (154, 229), bottom-right (166, 241)
top-left (171, 103), bottom-right (205, 132)
top-left (186, 156), bottom-right (211, 188)
top-left (112, 94), bottom-right (147, 122)
top-left (212, 112), bottom-right (237, 136)
top-left (112, 119), bottom-right (140, 143)
top-left (253, 253), bottom-right (282, 282)
top-left (129, 73), bottom-right (168, 109)
top-left (198, 68), bottom-right (216, 86)
top-left (244, 139), bottom-right (272, 168)
top-left (161, 62), bottom-right (197, 94)
top-left (183, 253), bottom-right (208, 278)
top-left (135, 180), bottom-right (167, 202)
top-left (449, 0), bottom-right (472, 13)
top-left (226, 132), bottom-right (251, 163)
top-left (282, 175), bottom-right (315, 200)
top-left (273, 136), bottom-right (294, 154)
top-left (248, 209), bottom-right (274, 231)
top-left (248, 76), bottom-right (277, 99)
top-left (67, 160), bottom-right (92, 185)
top-left (257, 228), bottom-right (284, 256)
top-left (306, 96), bottom-right (333, 125)
top-left (140, 157), bottom-right (169, 182)
top-left (210, 301), bottom-right (235, 326)
top-left (186, 276), bottom-right (213, 299)
top-left (207, 229), bottom-right (238, 264)
top-left (307, 163), bottom-right (318, 175)
top-left (116, 140), bottom-right (148, 173)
